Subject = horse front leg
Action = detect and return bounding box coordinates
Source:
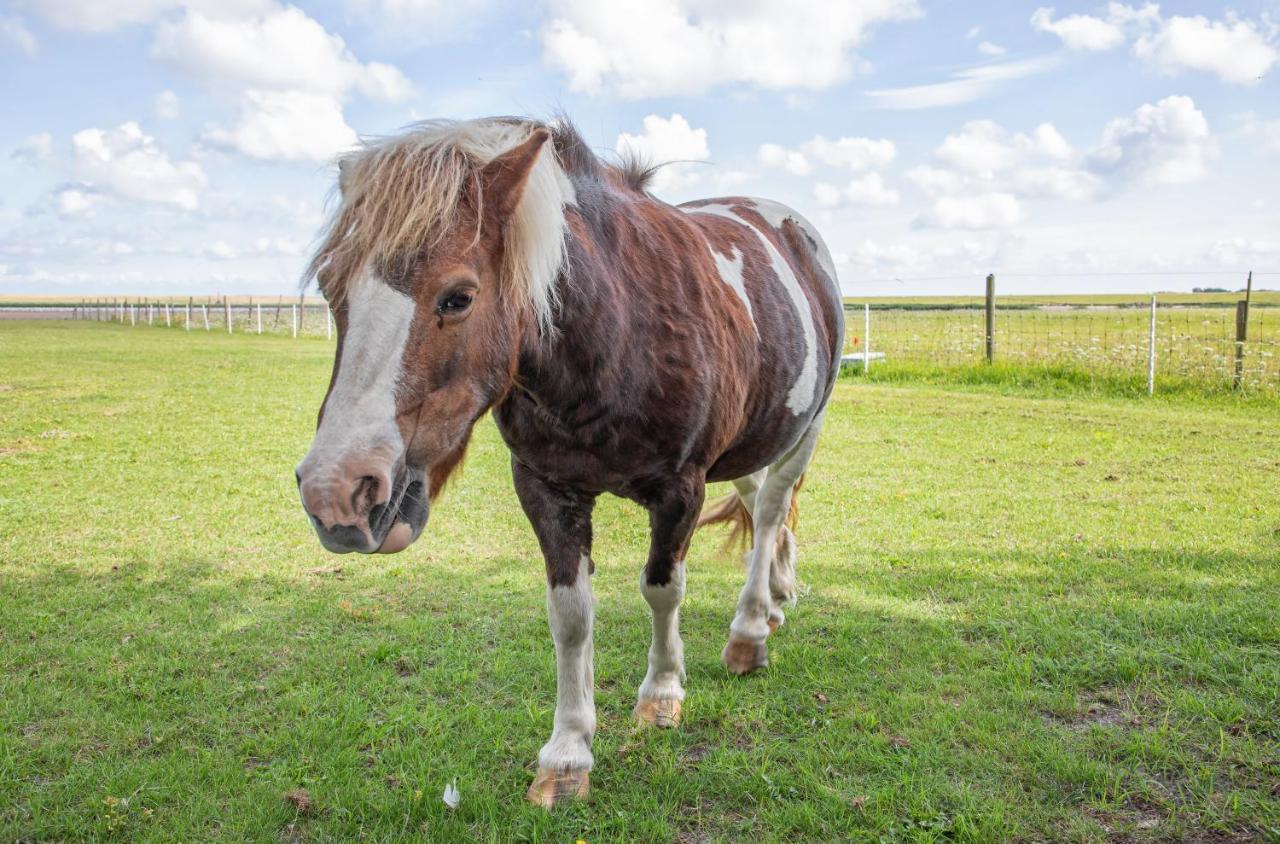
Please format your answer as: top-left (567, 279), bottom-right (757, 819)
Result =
top-left (512, 461), bottom-right (597, 809)
top-left (635, 473), bottom-right (704, 728)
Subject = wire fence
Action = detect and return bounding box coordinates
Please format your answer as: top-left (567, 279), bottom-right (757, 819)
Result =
top-left (844, 298), bottom-right (1279, 395)
top-left (4, 290), bottom-right (1278, 395)
top-left (3, 297), bottom-right (337, 338)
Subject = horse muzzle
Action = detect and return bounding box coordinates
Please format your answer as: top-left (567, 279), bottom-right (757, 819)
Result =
top-left (297, 463), bottom-right (428, 554)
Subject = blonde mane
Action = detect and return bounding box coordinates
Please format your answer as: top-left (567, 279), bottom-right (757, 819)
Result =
top-left (305, 118), bottom-right (575, 335)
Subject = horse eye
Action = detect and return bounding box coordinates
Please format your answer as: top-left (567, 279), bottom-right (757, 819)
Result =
top-left (437, 290), bottom-right (474, 315)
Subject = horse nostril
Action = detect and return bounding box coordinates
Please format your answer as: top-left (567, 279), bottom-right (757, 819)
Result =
top-left (351, 474), bottom-right (381, 517)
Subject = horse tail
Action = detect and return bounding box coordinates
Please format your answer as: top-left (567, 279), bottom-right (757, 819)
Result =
top-left (696, 473), bottom-right (804, 557)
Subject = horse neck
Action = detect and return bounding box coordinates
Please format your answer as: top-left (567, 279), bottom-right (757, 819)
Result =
top-left (515, 201), bottom-right (649, 399)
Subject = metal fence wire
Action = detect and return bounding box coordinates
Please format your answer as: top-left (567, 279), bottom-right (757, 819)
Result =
top-left (844, 300), bottom-right (1279, 394)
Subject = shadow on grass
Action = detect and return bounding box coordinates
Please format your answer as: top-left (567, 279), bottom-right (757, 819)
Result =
top-left (4, 543), bottom-right (1277, 842)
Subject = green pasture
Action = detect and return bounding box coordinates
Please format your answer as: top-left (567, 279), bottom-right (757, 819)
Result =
top-left (2, 321), bottom-right (1278, 842)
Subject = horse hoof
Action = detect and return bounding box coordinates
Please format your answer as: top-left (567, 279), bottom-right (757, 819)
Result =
top-left (634, 697), bottom-right (682, 728)
top-left (722, 636), bottom-right (768, 675)
top-left (767, 606), bottom-right (785, 633)
top-left (526, 767), bottom-right (590, 809)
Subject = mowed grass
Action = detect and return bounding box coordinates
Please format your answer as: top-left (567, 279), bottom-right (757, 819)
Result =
top-left (2, 322), bottom-right (1278, 843)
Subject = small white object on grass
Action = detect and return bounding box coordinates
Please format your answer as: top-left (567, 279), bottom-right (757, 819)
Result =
top-left (442, 778), bottom-right (460, 810)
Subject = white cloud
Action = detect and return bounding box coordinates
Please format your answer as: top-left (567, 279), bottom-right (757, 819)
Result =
top-left (615, 113), bottom-right (710, 193)
top-left (803, 135), bottom-right (896, 170)
top-left (205, 90), bottom-right (359, 163)
top-left (1, 15), bottom-right (37, 54)
top-left (866, 55), bottom-right (1059, 109)
top-left (12, 132), bottom-right (53, 164)
top-left (977, 40), bottom-right (1005, 57)
top-left (844, 173), bottom-right (900, 206)
top-left (925, 193), bottom-right (1023, 229)
top-left (542, 0), bottom-right (921, 98)
top-left (1030, 6), bottom-right (1126, 51)
top-left (152, 6), bottom-right (411, 102)
top-left (154, 90), bottom-right (181, 120)
top-left (1032, 5), bottom-right (1276, 85)
top-left (71, 121), bottom-right (208, 210)
top-left (815, 174), bottom-right (899, 208)
top-left (55, 185), bottom-right (103, 217)
top-left (758, 143), bottom-right (811, 175)
top-left (1134, 15), bottom-right (1277, 86)
top-left (16, 0), bottom-right (271, 33)
top-left (936, 120), bottom-right (1075, 174)
top-left (1089, 95), bottom-right (1216, 186)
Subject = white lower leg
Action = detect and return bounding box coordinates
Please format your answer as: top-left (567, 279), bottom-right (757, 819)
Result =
top-left (730, 528), bottom-right (779, 644)
top-left (538, 555), bottom-right (595, 773)
top-left (638, 563), bottom-right (686, 705)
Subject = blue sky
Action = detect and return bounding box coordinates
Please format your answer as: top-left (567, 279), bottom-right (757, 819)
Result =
top-left (2, 0), bottom-right (1278, 297)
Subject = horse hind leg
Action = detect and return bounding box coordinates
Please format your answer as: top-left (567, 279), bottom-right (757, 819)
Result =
top-left (722, 420), bottom-right (821, 675)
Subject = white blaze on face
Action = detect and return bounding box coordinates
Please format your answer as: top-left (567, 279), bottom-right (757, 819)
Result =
top-left (690, 202), bottom-right (820, 415)
top-left (304, 276), bottom-right (415, 471)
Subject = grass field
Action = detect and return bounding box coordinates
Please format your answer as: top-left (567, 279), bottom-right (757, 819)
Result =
top-left (2, 322), bottom-right (1279, 842)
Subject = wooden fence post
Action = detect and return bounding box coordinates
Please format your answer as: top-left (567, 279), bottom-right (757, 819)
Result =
top-left (1147, 294), bottom-right (1157, 396)
top-left (1234, 271), bottom-right (1253, 390)
top-left (863, 303), bottom-right (871, 374)
top-left (985, 273), bottom-right (995, 363)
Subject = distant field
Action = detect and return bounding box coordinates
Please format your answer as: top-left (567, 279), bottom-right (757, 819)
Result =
top-left (2, 322), bottom-right (1279, 841)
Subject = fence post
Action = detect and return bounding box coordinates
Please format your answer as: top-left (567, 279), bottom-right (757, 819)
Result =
top-left (225, 298), bottom-right (232, 334)
top-left (130, 303), bottom-right (136, 326)
top-left (186, 298), bottom-right (192, 331)
top-left (1234, 271), bottom-right (1253, 390)
top-left (1147, 294), bottom-right (1157, 396)
top-left (1233, 300), bottom-right (1249, 390)
top-left (257, 303), bottom-right (263, 334)
top-left (985, 273), bottom-right (995, 363)
top-left (863, 303), bottom-right (871, 373)
top-left (202, 304), bottom-right (210, 331)
top-left (292, 304), bottom-right (298, 338)
top-left (165, 303), bottom-right (171, 327)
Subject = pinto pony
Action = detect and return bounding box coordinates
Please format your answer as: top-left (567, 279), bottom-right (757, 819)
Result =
top-left (295, 117), bottom-right (844, 807)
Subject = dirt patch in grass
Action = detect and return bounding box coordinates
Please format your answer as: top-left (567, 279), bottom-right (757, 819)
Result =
top-left (1044, 688), bottom-right (1159, 731)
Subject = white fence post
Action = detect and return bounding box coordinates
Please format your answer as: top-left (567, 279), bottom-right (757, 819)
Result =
top-left (292, 304), bottom-right (298, 338)
top-left (225, 299), bottom-right (232, 334)
top-left (185, 301), bottom-right (191, 331)
top-left (256, 303), bottom-right (263, 335)
top-left (1147, 294), bottom-right (1157, 396)
top-left (165, 303), bottom-right (171, 327)
top-left (202, 304), bottom-right (210, 331)
top-left (130, 305), bottom-right (136, 326)
top-left (864, 303), bottom-right (871, 374)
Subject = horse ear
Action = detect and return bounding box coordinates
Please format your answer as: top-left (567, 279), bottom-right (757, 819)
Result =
top-left (480, 128), bottom-right (551, 224)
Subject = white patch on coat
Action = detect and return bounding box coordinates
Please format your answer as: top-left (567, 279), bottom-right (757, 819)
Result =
top-left (301, 274), bottom-right (413, 471)
top-left (709, 244), bottom-right (756, 332)
top-left (539, 554), bottom-right (596, 772)
top-left (638, 564), bottom-right (686, 703)
top-left (687, 202), bottom-right (819, 414)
